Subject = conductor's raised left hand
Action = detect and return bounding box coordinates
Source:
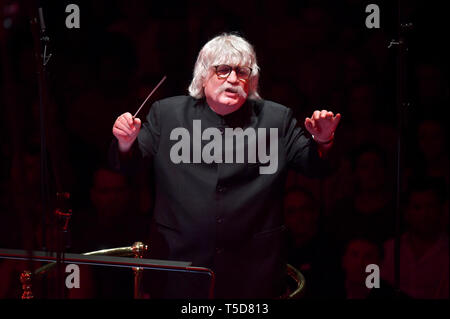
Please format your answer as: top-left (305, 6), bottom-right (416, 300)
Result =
top-left (304, 110), bottom-right (341, 143)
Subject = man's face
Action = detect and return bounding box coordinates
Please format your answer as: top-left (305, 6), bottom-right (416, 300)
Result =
top-left (418, 121), bottom-right (446, 161)
top-left (355, 151), bottom-right (385, 191)
top-left (284, 192), bottom-right (318, 246)
top-left (90, 169), bottom-right (132, 219)
top-left (203, 65), bottom-right (250, 115)
top-left (405, 190), bottom-right (442, 237)
top-left (342, 240), bottom-right (380, 284)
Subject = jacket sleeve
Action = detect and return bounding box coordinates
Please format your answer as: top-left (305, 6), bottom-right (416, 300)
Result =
top-left (109, 101), bottom-right (161, 175)
top-left (283, 107), bottom-right (337, 178)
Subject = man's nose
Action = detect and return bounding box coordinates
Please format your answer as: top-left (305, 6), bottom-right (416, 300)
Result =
top-left (227, 70), bottom-right (239, 83)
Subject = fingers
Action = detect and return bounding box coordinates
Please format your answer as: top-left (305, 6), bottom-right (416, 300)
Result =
top-left (134, 117), bottom-right (141, 129)
top-left (308, 109), bottom-right (342, 137)
top-left (118, 113), bottom-right (133, 129)
top-left (304, 117), bottom-right (314, 131)
top-left (112, 126), bottom-right (130, 137)
top-left (333, 113), bottom-right (341, 128)
top-left (312, 110), bottom-right (332, 122)
top-left (116, 118), bottom-right (134, 135)
top-left (312, 110), bottom-right (321, 121)
top-left (312, 109), bottom-right (341, 122)
top-left (113, 112), bottom-right (141, 142)
top-left (318, 110), bottom-right (334, 119)
top-left (122, 112), bottom-right (133, 126)
top-left (325, 111), bottom-right (333, 120)
top-left (116, 113), bottom-right (141, 130)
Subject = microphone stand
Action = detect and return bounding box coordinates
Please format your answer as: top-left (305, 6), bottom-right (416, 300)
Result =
top-left (29, 2), bottom-right (70, 299)
top-left (30, 5), bottom-right (51, 253)
top-left (388, 0), bottom-right (413, 297)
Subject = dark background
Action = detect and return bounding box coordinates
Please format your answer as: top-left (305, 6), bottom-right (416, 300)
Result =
top-left (0, 0), bottom-right (448, 299)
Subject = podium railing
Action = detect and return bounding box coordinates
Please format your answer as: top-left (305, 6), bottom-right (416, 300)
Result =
top-left (1, 247), bottom-right (306, 299)
top-left (0, 246), bottom-right (216, 299)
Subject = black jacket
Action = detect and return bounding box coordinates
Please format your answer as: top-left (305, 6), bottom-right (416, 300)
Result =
top-left (110, 95), bottom-right (334, 298)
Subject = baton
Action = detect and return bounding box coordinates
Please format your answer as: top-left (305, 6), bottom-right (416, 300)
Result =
top-left (133, 75), bottom-right (167, 119)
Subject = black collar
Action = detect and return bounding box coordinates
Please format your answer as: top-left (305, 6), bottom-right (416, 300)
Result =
top-left (198, 98), bottom-right (256, 129)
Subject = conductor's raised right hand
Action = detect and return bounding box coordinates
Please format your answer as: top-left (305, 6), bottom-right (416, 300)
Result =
top-left (113, 112), bottom-right (141, 152)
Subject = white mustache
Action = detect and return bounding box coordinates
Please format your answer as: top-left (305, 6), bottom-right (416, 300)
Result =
top-left (215, 83), bottom-right (247, 98)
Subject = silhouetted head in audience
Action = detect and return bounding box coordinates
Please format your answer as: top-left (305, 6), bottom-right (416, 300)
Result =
top-left (341, 237), bottom-right (382, 290)
top-left (351, 143), bottom-right (388, 193)
top-left (284, 186), bottom-right (319, 247)
top-left (404, 178), bottom-right (446, 239)
top-left (298, 6), bottom-right (333, 49)
top-left (347, 83), bottom-right (377, 124)
top-left (415, 62), bottom-right (448, 106)
top-left (90, 168), bottom-right (133, 221)
top-left (417, 118), bottom-right (447, 163)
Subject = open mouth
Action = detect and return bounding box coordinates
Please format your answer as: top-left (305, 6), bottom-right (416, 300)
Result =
top-left (225, 88), bottom-right (238, 94)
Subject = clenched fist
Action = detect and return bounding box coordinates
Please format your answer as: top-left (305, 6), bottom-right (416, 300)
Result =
top-left (112, 112), bottom-right (141, 152)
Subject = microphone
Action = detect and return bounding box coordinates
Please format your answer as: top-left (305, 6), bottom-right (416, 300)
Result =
top-left (38, 7), bottom-right (46, 33)
top-left (34, 3), bottom-right (51, 66)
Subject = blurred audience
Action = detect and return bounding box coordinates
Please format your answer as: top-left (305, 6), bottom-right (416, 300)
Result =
top-left (413, 62), bottom-right (449, 117)
top-left (338, 83), bottom-right (397, 156)
top-left (70, 167), bottom-right (151, 253)
top-left (381, 178), bottom-right (449, 299)
top-left (68, 167), bottom-right (152, 298)
top-left (408, 118), bottom-right (449, 187)
top-left (284, 186), bottom-right (341, 298)
top-left (326, 143), bottom-right (395, 246)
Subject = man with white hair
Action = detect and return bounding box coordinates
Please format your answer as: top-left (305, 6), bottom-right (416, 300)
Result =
top-left (111, 33), bottom-right (341, 298)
